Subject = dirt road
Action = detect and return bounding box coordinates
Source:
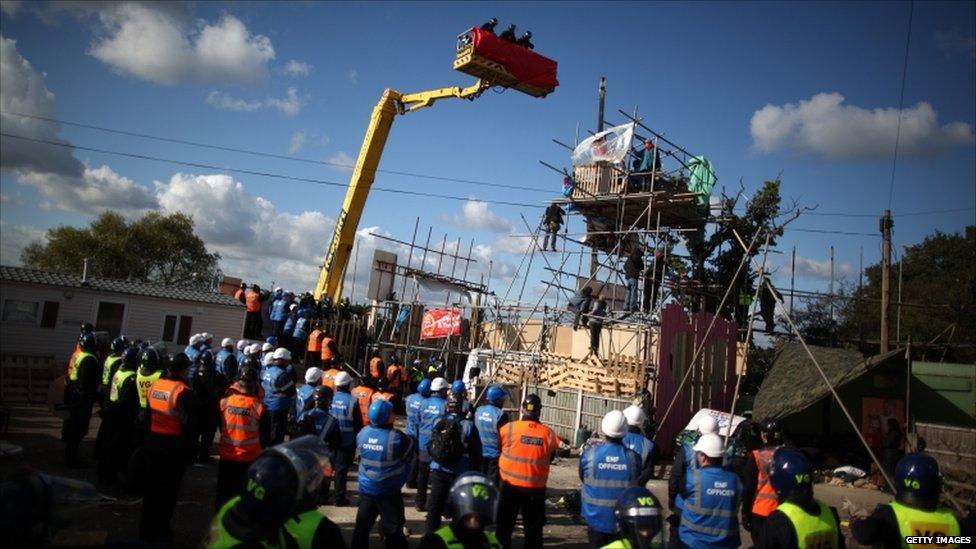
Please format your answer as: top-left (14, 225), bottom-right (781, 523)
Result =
top-left (0, 404), bottom-right (890, 547)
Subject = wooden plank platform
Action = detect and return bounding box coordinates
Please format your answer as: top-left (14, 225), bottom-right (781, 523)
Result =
top-left (492, 351), bottom-right (647, 397)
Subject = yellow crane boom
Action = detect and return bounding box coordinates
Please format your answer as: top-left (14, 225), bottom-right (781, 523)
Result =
top-left (313, 80), bottom-right (489, 302)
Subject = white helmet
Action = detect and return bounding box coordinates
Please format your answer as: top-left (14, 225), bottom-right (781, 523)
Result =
top-left (246, 343), bottom-right (260, 355)
top-left (289, 303), bottom-right (297, 311)
top-left (697, 415), bottom-right (719, 435)
top-left (274, 286), bottom-right (282, 292)
top-left (262, 342), bottom-right (274, 352)
top-left (601, 410), bottom-right (628, 438)
top-left (693, 433), bottom-right (724, 458)
top-left (237, 339), bottom-right (247, 351)
top-left (272, 348), bottom-right (292, 361)
top-left (189, 334), bottom-right (204, 345)
top-left (334, 372), bottom-right (352, 388)
top-left (202, 332), bottom-right (214, 342)
top-left (304, 367), bottom-right (323, 384)
top-left (431, 377), bottom-right (449, 392)
top-left (221, 337), bottom-right (234, 348)
top-left (623, 405), bottom-right (645, 427)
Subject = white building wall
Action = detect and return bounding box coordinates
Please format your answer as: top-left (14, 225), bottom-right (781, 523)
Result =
top-left (0, 280), bottom-right (244, 363)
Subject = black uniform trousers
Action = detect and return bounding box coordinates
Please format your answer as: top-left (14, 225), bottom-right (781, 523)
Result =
top-left (61, 399), bottom-right (93, 464)
top-left (351, 492), bottom-right (408, 549)
top-left (268, 408), bottom-right (290, 446)
top-left (496, 481), bottom-right (547, 549)
top-left (406, 439), bottom-right (420, 488)
top-left (415, 458), bottom-right (432, 509)
top-left (197, 403), bottom-right (219, 461)
top-left (587, 528), bottom-right (617, 548)
top-left (139, 434), bottom-right (188, 542)
top-left (424, 469), bottom-right (456, 534)
top-left (481, 456), bottom-right (500, 485)
top-left (333, 445), bottom-right (356, 502)
top-left (215, 458), bottom-right (253, 510)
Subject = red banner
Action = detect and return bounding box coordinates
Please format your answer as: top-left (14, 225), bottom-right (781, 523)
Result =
top-left (421, 308), bottom-right (462, 340)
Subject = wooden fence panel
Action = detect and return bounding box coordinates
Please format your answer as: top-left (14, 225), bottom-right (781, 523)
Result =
top-left (1, 354), bottom-right (58, 404)
top-left (915, 422), bottom-right (975, 513)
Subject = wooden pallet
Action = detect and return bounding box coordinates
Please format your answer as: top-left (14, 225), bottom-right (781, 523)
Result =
top-left (491, 351), bottom-right (645, 397)
top-left (1, 354), bottom-right (59, 404)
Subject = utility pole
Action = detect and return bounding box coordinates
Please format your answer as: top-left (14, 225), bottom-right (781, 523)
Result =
top-left (591, 76), bottom-right (606, 277)
top-left (789, 246), bottom-right (796, 319)
top-left (880, 209), bottom-right (894, 353)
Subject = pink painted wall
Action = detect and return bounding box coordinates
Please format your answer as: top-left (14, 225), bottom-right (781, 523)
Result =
top-left (654, 302), bottom-right (739, 454)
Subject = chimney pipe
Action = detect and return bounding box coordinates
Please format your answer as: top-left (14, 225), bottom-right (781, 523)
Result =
top-left (82, 258), bottom-right (89, 285)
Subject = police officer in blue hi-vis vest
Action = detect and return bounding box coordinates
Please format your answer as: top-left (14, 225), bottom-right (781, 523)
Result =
top-left (581, 410), bottom-right (642, 548)
top-left (623, 405), bottom-right (656, 485)
top-left (260, 347), bottom-right (296, 446)
top-left (351, 399), bottom-right (414, 549)
top-left (295, 367), bottom-right (323, 423)
top-left (215, 338), bottom-right (239, 383)
top-left (406, 378), bottom-right (433, 489)
top-left (757, 447), bottom-right (843, 549)
top-left (474, 384), bottom-right (510, 484)
top-left (852, 452), bottom-right (971, 548)
top-left (668, 414), bottom-right (719, 541)
top-left (331, 371), bottom-right (364, 507)
top-left (677, 433), bottom-right (741, 549)
top-left (417, 377), bottom-right (449, 512)
top-left (425, 393), bottom-right (483, 535)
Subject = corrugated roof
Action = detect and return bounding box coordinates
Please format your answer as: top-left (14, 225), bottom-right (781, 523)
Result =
top-left (0, 265), bottom-right (242, 308)
top-left (753, 342), bottom-right (905, 420)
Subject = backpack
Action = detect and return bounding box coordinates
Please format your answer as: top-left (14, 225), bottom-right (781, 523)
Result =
top-left (428, 416), bottom-right (464, 465)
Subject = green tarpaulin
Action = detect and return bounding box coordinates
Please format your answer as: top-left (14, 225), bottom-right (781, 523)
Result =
top-left (687, 156), bottom-right (716, 206)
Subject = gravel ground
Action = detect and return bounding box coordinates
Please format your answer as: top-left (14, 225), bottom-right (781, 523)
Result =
top-left (0, 404), bottom-right (891, 547)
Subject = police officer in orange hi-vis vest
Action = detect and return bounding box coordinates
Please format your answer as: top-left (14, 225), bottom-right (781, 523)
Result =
top-left (495, 394), bottom-right (559, 549)
top-left (320, 331), bottom-right (340, 367)
top-left (139, 352), bottom-right (198, 543)
top-left (215, 366), bottom-right (270, 510)
top-left (742, 417), bottom-right (784, 538)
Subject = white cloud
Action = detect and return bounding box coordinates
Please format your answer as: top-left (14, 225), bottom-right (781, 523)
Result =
top-left (0, 219), bottom-right (47, 265)
top-left (492, 234), bottom-right (534, 255)
top-left (346, 69), bottom-right (358, 84)
top-left (288, 130), bottom-right (306, 155)
top-left (445, 200), bottom-right (513, 233)
top-left (19, 164), bottom-right (157, 216)
top-left (327, 151), bottom-right (355, 171)
top-left (282, 59), bottom-right (312, 78)
top-left (750, 92), bottom-right (974, 159)
top-left (88, 3), bottom-right (274, 85)
top-left (787, 254), bottom-right (853, 281)
top-left (935, 29), bottom-right (976, 59)
top-left (206, 87), bottom-right (305, 116)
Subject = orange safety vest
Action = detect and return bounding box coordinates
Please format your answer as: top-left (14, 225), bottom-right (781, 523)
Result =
top-left (321, 368), bottom-right (340, 390)
top-left (219, 389), bottom-right (264, 462)
top-left (320, 337), bottom-right (335, 361)
top-left (369, 357), bottom-right (384, 379)
top-left (245, 291), bottom-right (262, 313)
top-left (499, 420), bottom-right (558, 489)
top-left (386, 364), bottom-right (407, 389)
top-left (751, 446), bottom-right (780, 516)
top-left (148, 378), bottom-right (189, 436)
top-left (66, 343), bottom-right (82, 376)
top-left (353, 385), bottom-right (375, 425)
top-left (307, 330), bottom-right (323, 352)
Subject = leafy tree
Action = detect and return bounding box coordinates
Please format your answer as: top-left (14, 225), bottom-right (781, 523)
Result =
top-left (836, 226), bottom-right (975, 359)
top-left (21, 211), bottom-right (221, 289)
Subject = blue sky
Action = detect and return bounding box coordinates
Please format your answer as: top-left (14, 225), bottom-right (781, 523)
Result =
top-left (1, 1), bottom-right (973, 303)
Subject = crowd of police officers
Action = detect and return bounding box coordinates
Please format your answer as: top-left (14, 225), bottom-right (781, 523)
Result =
top-left (59, 322), bottom-right (973, 548)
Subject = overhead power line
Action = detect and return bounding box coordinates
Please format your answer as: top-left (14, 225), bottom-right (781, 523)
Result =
top-left (888, 0), bottom-right (915, 210)
top-left (0, 132), bottom-right (546, 209)
top-left (0, 111), bottom-right (552, 194)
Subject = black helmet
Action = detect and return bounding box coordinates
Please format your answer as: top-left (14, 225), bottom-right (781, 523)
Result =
top-left (614, 487), bottom-right (663, 549)
top-left (376, 375), bottom-right (389, 391)
top-left (313, 385), bottom-right (334, 408)
top-left (769, 447), bottom-right (813, 501)
top-left (238, 365), bottom-right (259, 391)
top-left (448, 472), bottom-right (498, 528)
top-left (199, 350), bottom-right (215, 369)
top-left (169, 352), bottom-right (190, 373)
top-left (521, 394), bottom-right (542, 420)
top-left (239, 436), bottom-right (329, 526)
top-left (446, 393), bottom-right (464, 415)
top-left (759, 417), bottom-right (783, 443)
top-left (110, 336), bottom-right (128, 353)
top-left (141, 348), bottom-right (161, 371)
top-left (79, 333), bottom-right (97, 352)
top-left (122, 347), bottom-right (141, 367)
top-left (895, 453), bottom-right (941, 509)
top-left (80, 322), bottom-right (94, 335)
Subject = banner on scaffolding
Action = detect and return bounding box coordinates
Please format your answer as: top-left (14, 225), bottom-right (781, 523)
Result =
top-left (571, 122), bottom-right (635, 166)
top-left (420, 308), bottom-right (462, 339)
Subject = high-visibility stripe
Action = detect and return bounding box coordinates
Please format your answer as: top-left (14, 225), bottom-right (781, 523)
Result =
top-left (681, 520), bottom-right (737, 537)
top-left (148, 378), bottom-right (188, 435)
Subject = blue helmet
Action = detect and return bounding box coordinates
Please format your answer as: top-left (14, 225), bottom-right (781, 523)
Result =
top-left (368, 398), bottom-right (394, 426)
top-left (486, 384), bottom-right (508, 405)
top-left (123, 347), bottom-right (141, 366)
top-left (895, 452), bottom-right (941, 509)
top-left (769, 447), bottom-right (813, 500)
top-left (79, 333), bottom-right (97, 352)
top-left (265, 336), bottom-right (278, 347)
top-left (451, 380), bottom-right (466, 397)
top-left (614, 487), bottom-right (663, 548)
top-left (110, 336), bottom-right (128, 353)
top-left (417, 378), bottom-right (432, 398)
